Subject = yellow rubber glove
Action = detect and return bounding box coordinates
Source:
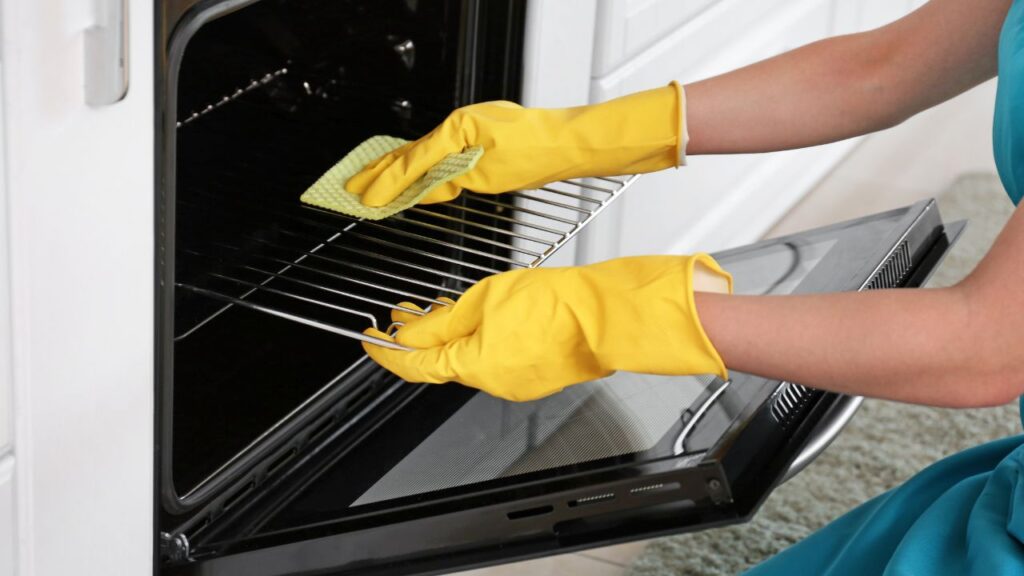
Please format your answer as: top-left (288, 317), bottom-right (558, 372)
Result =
top-left (346, 83), bottom-right (687, 206)
top-left (362, 254), bottom-right (732, 402)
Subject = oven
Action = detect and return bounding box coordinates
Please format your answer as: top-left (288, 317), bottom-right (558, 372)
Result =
top-left (154, 2), bottom-right (964, 575)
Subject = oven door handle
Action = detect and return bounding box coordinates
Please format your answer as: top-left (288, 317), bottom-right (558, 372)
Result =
top-left (782, 393), bottom-right (863, 483)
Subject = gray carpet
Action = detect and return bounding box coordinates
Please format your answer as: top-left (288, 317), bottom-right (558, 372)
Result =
top-left (628, 173), bottom-right (1020, 576)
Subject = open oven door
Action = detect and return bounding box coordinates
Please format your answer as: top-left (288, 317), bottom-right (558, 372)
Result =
top-left (160, 199), bottom-right (963, 575)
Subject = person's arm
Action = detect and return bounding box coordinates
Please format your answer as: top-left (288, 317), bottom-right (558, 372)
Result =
top-left (697, 201), bottom-right (1024, 409)
top-left (688, 0), bottom-right (1023, 409)
top-left (686, 0), bottom-right (1011, 154)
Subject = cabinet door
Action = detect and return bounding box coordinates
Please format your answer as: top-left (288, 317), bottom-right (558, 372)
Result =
top-left (0, 456), bottom-right (13, 576)
top-left (0, 41), bottom-right (8, 456)
top-left (580, 0), bottom-right (846, 262)
top-left (592, 0), bottom-right (721, 76)
top-left (834, 0), bottom-right (917, 36)
top-left (0, 1), bottom-right (154, 574)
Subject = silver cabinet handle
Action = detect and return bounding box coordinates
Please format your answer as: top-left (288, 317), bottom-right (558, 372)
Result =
top-left (84, 0), bottom-right (128, 106)
top-left (782, 394), bottom-right (863, 483)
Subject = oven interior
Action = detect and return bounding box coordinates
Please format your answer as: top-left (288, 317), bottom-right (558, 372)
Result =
top-left (163, 0), bottom-right (527, 515)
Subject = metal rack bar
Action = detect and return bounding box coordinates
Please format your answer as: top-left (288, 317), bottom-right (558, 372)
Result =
top-left (592, 176), bottom-right (627, 186)
top-left (356, 221), bottom-right (529, 266)
top-left (341, 231), bottom-right (508, 274)
top-left (230, 238), bottom-right (466, 295)
top-left (387, 215), bottom-right (546, 258)
top-left (463, 195), bottom-right (580, 226)
top-left (177, 175), bottom-right (640, 348)
top-left (270, 228), bottom-right (481, 284)
top-left (238, 263), bottom-right (444, 308)
top-left (177, 283), bottom-right (410, 351)
top-left (506, 191), bottom-right (593, 214)
top-left (565, 179), bottom-right (618, 194)
top-left (537, 186), bottom-right (605, 204)
top-left (415, 203), bottom-right (566, 235)
top-left (404, 208), bottom-right (558, 246)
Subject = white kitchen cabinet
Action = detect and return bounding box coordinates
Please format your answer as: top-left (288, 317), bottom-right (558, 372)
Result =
top-left (592, 0), bottom-right (721, 76)
top-left (0, 1), bottom-right (154, 574)
top-left (0, 4), bottom-right (9, 456)
top-left (0, 455), bottom-right (13, 576)
top-left (833, 0), bottom-right (917, 36)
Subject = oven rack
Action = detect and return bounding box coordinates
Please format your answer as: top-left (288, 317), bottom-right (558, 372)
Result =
top-left (177, 175), bottom-right (638, 350)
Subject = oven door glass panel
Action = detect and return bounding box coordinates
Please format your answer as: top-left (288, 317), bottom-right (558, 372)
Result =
top-left (283, 235), bottom-right (842, 514)
top-left (168, 203), bottom-right (951, 575)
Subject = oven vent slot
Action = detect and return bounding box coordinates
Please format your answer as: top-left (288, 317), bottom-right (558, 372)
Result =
top-left (629, 481), bottom-right (681, 496)
top-left (568, 492), bottom-right (616, 508)
top-left (865, 241), bottom-right (911, 291)
top-left (770, 382), bottom-right (813, 426)
top-left (178, 176), bottom-right (638, 349)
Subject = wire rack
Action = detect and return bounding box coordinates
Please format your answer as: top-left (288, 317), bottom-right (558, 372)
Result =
top-left (176, 175), bottom-right (638, 350)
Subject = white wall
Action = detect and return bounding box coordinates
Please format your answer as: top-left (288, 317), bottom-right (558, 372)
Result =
top-left (0, 0), bottom-right (9, 458)
top-left (0, 6), bottom-right (13, 573)
top-left (769, 79), bottom-right (999, 237)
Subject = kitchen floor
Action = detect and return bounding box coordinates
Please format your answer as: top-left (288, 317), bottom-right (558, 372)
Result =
top-left (450, 80), bottom-right (999, 576)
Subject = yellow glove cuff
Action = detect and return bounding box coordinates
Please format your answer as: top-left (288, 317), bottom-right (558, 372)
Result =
top-left (686, 253), bottom-right (733, 380)
top-left (670, 81), bottom-right (689, 167)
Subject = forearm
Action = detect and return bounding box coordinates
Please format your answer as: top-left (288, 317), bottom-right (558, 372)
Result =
top-left (685, 0), bottom-right (1008, 154)
top-left (695, 287), bottom-right (1014, 408)
top-left (686, 34), bottom-right (900, 154)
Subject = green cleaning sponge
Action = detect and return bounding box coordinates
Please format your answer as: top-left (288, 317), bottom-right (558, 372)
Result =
top-left (300, 135), bottom-right (484, 220)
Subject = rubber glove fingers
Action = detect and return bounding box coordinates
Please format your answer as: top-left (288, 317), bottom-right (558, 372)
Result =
top-left (389, 297), bottom-right (471, 350)
top-left (344, 141), bottom-right (415, 196)
top-left (357, 129), bottom-right (461, 208)
top-left (362, 254), bottom-right (731, 402)
top-left (420, 181), bottom-right (463, 204)
top-left (362, 327), bottom-right (459, 384)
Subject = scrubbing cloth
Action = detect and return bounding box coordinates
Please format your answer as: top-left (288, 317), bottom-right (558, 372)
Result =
top-left (300, 135), bottom-right (484, 220)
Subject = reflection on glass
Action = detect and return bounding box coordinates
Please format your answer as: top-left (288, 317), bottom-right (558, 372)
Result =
top-left (355, 374), bottom-right (714, 505)
top-left (722, 238), bottom-right (838, 296)
top-left (354, 238), bottom-right (839, 506)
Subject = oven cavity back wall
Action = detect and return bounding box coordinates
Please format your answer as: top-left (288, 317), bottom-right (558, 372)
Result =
top-left (158, 0), bottom-right (525, 524)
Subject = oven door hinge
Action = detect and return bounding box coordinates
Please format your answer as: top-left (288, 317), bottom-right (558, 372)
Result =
top-left (160, 531), bottom-right (192, 563)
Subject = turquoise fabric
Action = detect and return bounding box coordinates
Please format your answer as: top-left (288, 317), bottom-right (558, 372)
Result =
top-left (996, 0), bottom-right (1024, 205)
top-left (747, 3), bottom-right (1024, 574)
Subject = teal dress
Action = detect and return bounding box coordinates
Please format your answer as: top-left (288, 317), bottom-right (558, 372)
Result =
top-left (747, 3), bottom-right (1024, 574)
